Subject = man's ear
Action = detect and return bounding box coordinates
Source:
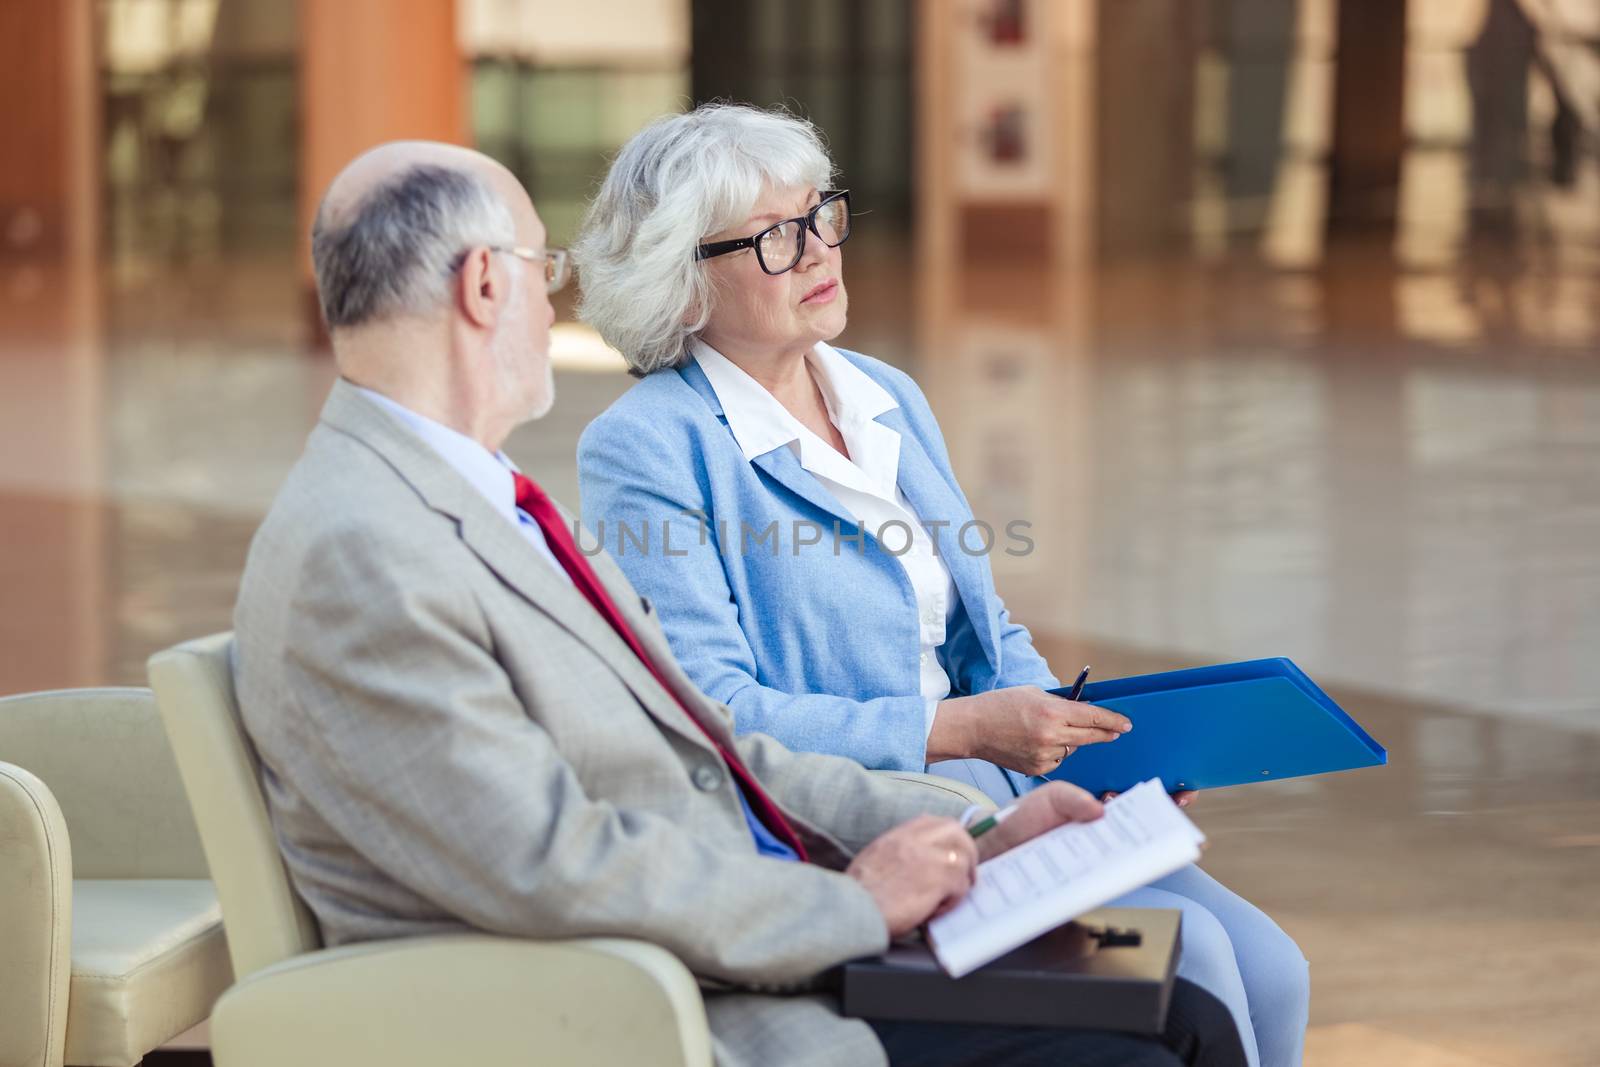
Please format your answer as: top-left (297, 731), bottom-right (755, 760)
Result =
top-left (457, 246), bottom-right (501, 329)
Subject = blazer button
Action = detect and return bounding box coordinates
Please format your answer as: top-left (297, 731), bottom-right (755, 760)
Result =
top-left (692, 765), bottom-right (723, 792)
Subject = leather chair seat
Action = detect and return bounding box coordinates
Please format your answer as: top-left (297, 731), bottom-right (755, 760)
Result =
top-left (0, 688), bottom-right (227, 1067)
top-left (65, 880), bottom-right (230, 1066)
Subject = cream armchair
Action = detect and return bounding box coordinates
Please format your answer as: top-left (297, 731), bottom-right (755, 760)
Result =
top-left (0, 688), bottom-right (232, 1067)
top-left (146, 632), bottom-right (993, 1066)
top-left (148, 633), bottom-right (720, 1067)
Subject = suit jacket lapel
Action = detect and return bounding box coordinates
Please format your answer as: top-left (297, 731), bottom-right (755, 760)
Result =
top-left (878, 407), bottom-right (1001, 672)
top-left (748, 447), bottom-right (860, 530)
top-left (678, 357), bottom-right (861, 531)
top-left (679, 359), bottom-right (1001, 670)
top-left (580, 535), bottom-right (745, 744)
top-left (320, 380), bottom-right (719, 755)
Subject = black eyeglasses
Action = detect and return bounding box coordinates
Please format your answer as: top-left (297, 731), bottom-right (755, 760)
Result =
top-left (694, 190), bottom-right (852, 275)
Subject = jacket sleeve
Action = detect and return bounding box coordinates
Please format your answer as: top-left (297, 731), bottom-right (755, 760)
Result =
top-left (731, 730), bottom-right (970, 853)
top-left (986, 603), bottom-right (1060, 691)
top-left (578, 410), bottom-right (934, 772)
top-left (273, 521), bottom-right (890, 988)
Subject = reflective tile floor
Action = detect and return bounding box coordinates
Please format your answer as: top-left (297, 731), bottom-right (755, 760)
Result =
top-left (2, 237), bottom-right (1597, 1064)
top-left (1037, 631), bottom-right (1600, 1067)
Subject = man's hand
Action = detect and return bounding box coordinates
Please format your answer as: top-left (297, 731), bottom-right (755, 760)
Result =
top-left (973, 780), bottom-right (1105, 862)
top-left (927, 687), bottom-right (1131, 775)
top-left (846, 815), bottom-right (979, 939)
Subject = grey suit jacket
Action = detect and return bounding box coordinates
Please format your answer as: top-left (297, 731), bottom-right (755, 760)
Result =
top-left (233, 380), bottom-right (970, 1066)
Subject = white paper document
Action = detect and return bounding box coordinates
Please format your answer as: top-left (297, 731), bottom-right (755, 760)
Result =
top-left (925, 779), bottom-right (1205, 978)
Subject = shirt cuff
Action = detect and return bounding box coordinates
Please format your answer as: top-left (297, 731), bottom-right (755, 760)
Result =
top-left (921, 698), bottom-right (941, 769)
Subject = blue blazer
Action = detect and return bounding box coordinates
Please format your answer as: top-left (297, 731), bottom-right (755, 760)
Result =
top-left (576, 348), bottom-right (1059, 798)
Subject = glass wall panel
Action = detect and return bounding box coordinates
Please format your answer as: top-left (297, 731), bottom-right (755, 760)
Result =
top-left (99, 0), bottom-right (298, 282)
top-left (465, 0), bottom-right (690, 248)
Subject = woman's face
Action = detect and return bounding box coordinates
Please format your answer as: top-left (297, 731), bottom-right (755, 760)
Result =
top-left (698, 184), bottom-right (848, 361)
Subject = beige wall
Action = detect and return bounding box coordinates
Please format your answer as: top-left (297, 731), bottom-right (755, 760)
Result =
top-left (459, 0), bottom-right (688, 64)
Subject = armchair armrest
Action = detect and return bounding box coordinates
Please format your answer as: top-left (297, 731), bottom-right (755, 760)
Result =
top-left (0, 761), bottom-right (72, 1067)
top-left (871, 769), bottom-right (998, 811)
top-left (210, 934), bottom-right (712, 1067)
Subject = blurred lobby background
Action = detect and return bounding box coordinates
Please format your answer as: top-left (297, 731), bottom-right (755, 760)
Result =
top-left (3, 1), bottom-right (1599, 1064)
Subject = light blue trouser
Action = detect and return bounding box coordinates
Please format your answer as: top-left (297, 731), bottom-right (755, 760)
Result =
top-left (1109, 864), bottom-right (1309, 1067)
top-left (935, 759), bottom-right (1311, 1067)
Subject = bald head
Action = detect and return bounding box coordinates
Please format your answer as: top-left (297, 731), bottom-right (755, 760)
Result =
top-left (309, 141), bottom-right (559, 448)
top-left (318, 142), bottom-right (514, 231)
top-left (310, 141), bottom-right (536, 332)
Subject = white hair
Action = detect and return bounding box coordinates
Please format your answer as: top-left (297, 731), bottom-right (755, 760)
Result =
top-left (574, 103), bottom-right (836, 376)
top-left (311, 163), bottom-right (516, 329)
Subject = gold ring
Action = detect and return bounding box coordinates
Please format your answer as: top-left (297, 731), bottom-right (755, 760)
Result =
top-left (946, 849), bottom-right (959, 867)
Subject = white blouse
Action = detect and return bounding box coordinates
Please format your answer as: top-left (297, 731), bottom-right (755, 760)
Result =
top-left (691, 338), bottom-right (957, 744)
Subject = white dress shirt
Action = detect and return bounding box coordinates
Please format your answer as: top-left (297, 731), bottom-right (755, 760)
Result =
top-left (691, 338), bottom-right (958, 745)
top-left (355, 386), bottom-right (570, 581)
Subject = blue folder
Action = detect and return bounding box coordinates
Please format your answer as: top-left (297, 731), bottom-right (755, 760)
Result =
top-left (1039, 658), bottom-right (1386, 796)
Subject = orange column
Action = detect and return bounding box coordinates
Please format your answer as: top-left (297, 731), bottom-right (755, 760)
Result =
top-left (0, 0), bottom-right (99, 270)
top-left (297, 0), bottom-right (468, 320)
top-left (0, 0), bottom-right (107, 691)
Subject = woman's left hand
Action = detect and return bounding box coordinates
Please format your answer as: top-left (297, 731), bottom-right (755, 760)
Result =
top-left (1100, 789), bottom-right (1198, 810)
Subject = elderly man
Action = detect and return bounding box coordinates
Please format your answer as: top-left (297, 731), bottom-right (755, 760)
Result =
top-left (232, 141), bottom-right (1244, 1067)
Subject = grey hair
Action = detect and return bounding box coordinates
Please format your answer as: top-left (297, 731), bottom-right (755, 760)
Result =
top-left (311, 163), bottom-right (516, 330)
top-left (573, 103), bottom-right (835, 376)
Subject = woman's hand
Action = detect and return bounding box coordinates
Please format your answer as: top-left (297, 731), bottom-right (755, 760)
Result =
top-left (1101, 789), bottom-right (1198, 810)
top-left (927, 686), bottom-right (1131, 775)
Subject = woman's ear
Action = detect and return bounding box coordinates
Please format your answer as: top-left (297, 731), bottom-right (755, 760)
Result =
top-left (683, 272), bottom-right (719, 329)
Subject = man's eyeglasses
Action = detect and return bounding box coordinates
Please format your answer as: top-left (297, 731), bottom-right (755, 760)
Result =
top-left (694, 190), bottom-right (851, 276)
top-left (489, 246), bottom-right (570, 293)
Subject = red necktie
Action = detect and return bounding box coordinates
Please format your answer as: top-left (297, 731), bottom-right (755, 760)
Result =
top-left (512, 472), bottom-right (809, 862)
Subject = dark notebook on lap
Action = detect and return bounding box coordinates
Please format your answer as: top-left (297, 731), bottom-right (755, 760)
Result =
top-left (841, 907), bottom-right (1181, 1034)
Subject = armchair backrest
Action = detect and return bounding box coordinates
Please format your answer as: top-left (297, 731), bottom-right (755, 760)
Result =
top-left (0, 687), bottom-right (208, 878)
top-left (148, 633), bottom-right (321, 979)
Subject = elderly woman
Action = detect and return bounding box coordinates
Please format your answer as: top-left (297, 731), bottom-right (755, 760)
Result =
top-left (575, 103), bottom-right (1307, 1067)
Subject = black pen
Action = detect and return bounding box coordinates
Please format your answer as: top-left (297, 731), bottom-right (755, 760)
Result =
top-left (1066, 665), bottom-right (1091, 702)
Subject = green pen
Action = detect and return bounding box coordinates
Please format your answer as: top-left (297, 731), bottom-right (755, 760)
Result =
top-left (967, 803), bottom-right (1018, 839)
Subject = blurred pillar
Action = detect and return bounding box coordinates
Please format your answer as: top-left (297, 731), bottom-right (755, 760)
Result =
top-left (0, 0), bottom-right (108, 690)
top-left (1093, 0), bottom-right (1199, 257)
top-left (1327, 0), bottom-right (1408, 235)
top-left (914, 1), bottom-right (1096, 631)
top-left (0, 0), bottom-right (99, 271)
top-left (1208, 0), bottom-right (1297, 237)
top-left (297, 0), bottom-right (467, 336)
